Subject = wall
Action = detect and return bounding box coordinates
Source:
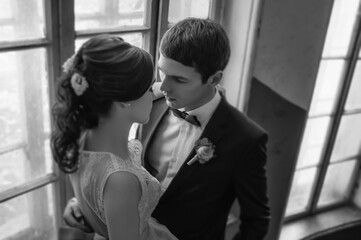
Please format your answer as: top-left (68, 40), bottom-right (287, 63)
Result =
top-left (248, 0), bottom-right (334, 239)
top-left (221, 0), bottom-right (335, 239)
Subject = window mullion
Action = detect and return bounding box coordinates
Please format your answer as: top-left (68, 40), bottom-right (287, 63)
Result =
top-left (209, 0), bottom-right (225, 22)
top-left (44, 0), bottom-right (68, 231)
top-left (144, 0), bottom-right (161, 61)
top-left (52, 0), bottom-right (77, 223)
top-left (309, 9), bottom-right (361, 213)
top-left (59, 0), bottom-right (76, 65)
top-left (76, 26), bottom-right (151, 38)
top-left (155, 0), bottom-right (170, 67)
top-left (0, 174), bottom-right (58, 203)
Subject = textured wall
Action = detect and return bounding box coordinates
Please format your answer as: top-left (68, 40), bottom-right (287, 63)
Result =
top-left (253, 0), bottom-right (333, 111)
top-left (249, 0), bottom-right (334, 239)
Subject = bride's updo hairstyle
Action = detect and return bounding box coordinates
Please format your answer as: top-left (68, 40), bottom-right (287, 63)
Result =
top-left (51, 34), bottom-right (154, 173)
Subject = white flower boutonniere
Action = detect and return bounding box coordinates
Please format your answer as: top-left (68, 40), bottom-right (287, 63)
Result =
top-left (187, 138), bottom-right (216, 165)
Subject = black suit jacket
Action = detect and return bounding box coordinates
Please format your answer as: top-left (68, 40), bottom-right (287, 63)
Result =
top-left (139, 96), bottom-right (270, 240)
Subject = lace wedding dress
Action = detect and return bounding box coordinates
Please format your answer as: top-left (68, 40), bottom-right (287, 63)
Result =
top-left (69, 139), bottom-right (177, 240)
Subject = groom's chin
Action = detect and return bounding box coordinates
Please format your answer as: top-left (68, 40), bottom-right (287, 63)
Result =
top-left (165, 100), bottom-right (180, 110)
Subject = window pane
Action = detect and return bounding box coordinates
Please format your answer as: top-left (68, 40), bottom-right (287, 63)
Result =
top-left (322, 0), bottom-right (360, 57)
top-left (345, 60), bottom-right (361, 111)
top-left (0, 49), bottom-right (52, 192)
top-left (309, 60), bottom-right (345, 116)
top-left (75, 33), bottom-right (143, 51)
top-left (0, 0), bottom-right (45, 42)
top-left (296, 117), bottom-right (331, 168)
top-left (168, 0), bottom-right (210, 24)
top-left (75, 0), bottom-right (147, 31)
top-left (285, 168), bottom-right (317, 216)
top-left (0, 144), bottom-right (53, 193)
top-left (0, 184), bottom-right (57, 240)
top-left (330, 113), bottom-right (361, 162)
top-left (0, 53), bottom-right (25, 149)
top-left (317, 160), bottom-right (357, 207)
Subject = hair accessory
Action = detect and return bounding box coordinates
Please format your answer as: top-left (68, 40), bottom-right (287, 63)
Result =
top-left (70, 72), bottom-right (89, 96)
top-left (62, 54), bottom-right (79, 73)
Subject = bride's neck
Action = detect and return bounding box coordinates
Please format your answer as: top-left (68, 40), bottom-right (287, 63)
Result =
top-left (85, 118), bottom-right (132, 160)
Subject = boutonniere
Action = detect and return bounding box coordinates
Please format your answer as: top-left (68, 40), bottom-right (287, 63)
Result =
top-left (187, 138), bottom-right (216, 165)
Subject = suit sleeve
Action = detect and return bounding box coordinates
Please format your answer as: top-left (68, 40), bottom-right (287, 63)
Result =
top-left (232, 133), bottom-right (270, 240)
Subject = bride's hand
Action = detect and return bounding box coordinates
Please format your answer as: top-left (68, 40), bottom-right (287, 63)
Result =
top-left (63, 198), bottom-right (93, 233)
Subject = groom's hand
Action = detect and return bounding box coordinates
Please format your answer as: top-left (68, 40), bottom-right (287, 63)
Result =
top-left (63, 198), bottom-right (93, 233)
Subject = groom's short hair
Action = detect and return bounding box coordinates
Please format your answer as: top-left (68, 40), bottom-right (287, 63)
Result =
top-left (160, 17), bottom-right (231, 83)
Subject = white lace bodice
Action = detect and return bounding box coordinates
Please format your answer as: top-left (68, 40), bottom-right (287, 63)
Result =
top-left (76, 140), bottom-right (163, 237)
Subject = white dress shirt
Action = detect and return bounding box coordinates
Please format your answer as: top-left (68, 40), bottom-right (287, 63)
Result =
top-left (148, 91), bottom-right (221, 191)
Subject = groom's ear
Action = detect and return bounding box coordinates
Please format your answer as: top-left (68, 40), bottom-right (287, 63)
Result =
top-left (207, 71), bottom-right (223, 86)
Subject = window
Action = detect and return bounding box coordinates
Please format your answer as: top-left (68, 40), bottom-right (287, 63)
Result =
top-left (0, 0), bottom-right (58, 239)
top-left (285, 0), bottom-right (361, 219)
top-left (0, 0), bottom-right (216, 239)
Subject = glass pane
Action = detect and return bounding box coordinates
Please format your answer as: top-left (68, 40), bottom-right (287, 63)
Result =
top-left (168, 0), bottom-right (210, 24)
top-left (0, 49), bottom-right (52, 192)
top-left (0, 148), bottom-right (53, 192)
top-left (75, 0), bottom-right (147, 31)
top-left (309, 60), bottom-right (345, 116)
top-left (0, 49), bottom-right (50, 149)
top-left (322, 0), bottom-right (360, 57)
top-left (317, 160), bottom-right (357, 207)
top-left (345, 60), bottom-right (361, 111)
top-left (0, 53), bottom-right (25, 149)
top-left (0, 0), bottom-right (45, 42)
top-left (285, 168), bottom-right (317, 216)
top-left (296, 117), bottom-right (331, 168)
top-left (0, 184), bottom-right (57, 240)
top-left (330, 113), bottom-right (361, 162)
top-left (75, 33), bottom-right (143, 51)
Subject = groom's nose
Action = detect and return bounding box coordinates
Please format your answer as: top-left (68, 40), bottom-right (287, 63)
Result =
top-left (160, 76), bottom-right (171, 92)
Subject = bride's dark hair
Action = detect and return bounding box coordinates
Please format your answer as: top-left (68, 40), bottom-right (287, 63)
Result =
top-left (51, 34), bottom-right (154, 173)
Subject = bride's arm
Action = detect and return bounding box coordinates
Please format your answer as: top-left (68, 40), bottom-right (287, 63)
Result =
top-left (103, 171), bottom-right (141, 240)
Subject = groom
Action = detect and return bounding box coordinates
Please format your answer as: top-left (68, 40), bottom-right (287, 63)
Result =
top-left (64, 18), bottom-right (270, 240)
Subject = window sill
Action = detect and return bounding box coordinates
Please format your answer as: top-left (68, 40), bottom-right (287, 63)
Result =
top-left (280, 206), bottom-right (361, 240)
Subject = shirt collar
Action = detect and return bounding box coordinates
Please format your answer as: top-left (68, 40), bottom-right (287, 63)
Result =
top-left (183, 90), bottom-right (221, 129)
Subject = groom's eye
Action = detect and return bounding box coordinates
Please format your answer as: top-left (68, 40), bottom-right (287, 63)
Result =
top-left (174, 77), bottom-right (186, 83)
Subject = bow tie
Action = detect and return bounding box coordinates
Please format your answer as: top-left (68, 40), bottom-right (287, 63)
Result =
top-left (171, 108), bottom-right (201, 127)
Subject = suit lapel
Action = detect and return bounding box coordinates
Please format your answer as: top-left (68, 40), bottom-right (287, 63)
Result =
top-left (159, 97), bottom-right (230, 203)
top-left (140, 99), bottom-right (169, 166)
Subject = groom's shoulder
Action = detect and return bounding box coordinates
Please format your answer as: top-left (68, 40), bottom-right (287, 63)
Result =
top-left (220, 98), bottom-right (267, 138)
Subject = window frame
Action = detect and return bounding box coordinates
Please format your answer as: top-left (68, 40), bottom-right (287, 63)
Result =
top-left (0, 0), bottom-right (64, 234)
top-left (285, 1), bottom-right (361, 221)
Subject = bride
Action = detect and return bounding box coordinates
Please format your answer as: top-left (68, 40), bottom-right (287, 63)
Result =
top-left (51, 34), bottom-right (177, 240)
